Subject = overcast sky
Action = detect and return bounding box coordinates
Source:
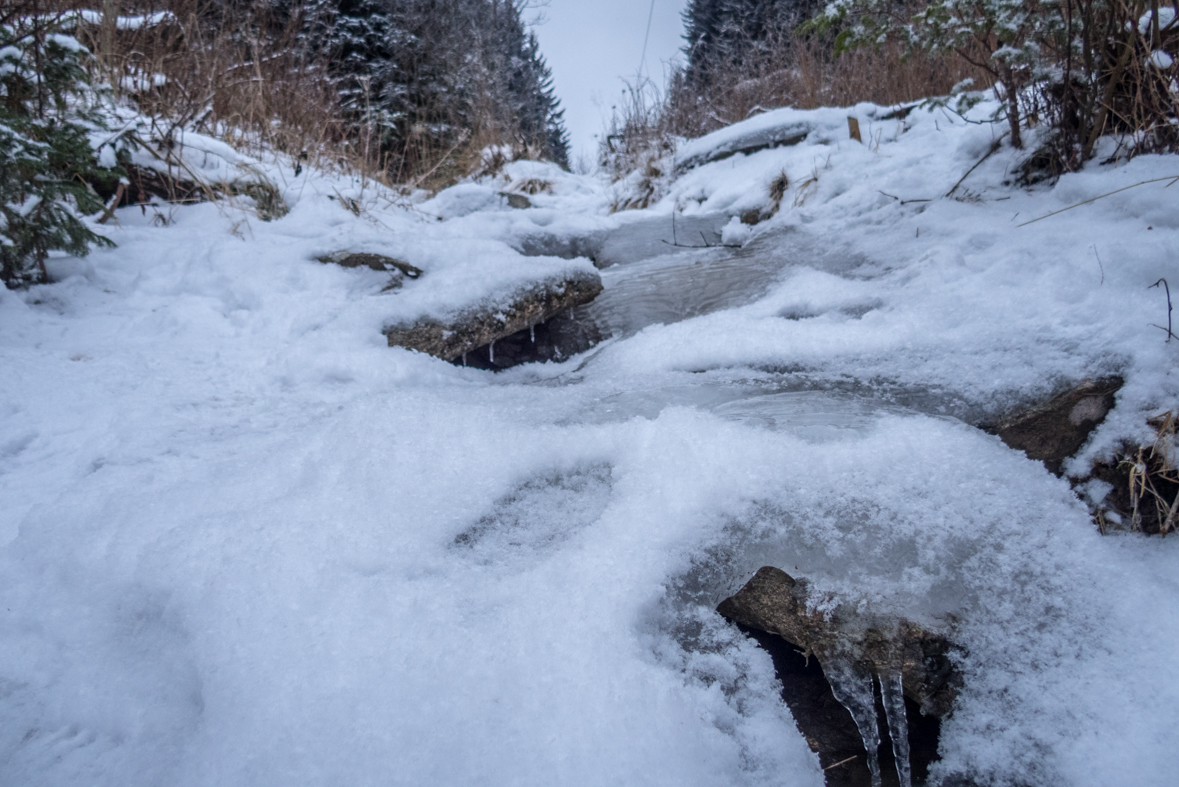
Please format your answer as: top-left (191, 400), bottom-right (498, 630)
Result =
top-left (530, 0), bottom-right (688, 170)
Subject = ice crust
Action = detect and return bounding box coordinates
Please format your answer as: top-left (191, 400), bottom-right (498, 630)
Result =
top-left (2, 96), bottom-right (1179, 786)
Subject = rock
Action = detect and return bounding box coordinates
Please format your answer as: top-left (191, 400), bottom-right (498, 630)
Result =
top-left (981, 377), bottom-right (1123, 475)
top-left (501, 192), bottom-right (532, 209)
top-left (675, 122), bottom-right (811, 175)
top-left (384, 270), bottom-right (603, 365)
top-left (316, 252), bottom-right (423, 292)
top-left (717, 566), bottom-right (960, 719)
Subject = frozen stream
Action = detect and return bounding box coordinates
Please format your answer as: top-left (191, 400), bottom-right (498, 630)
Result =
top-left (534, 215), bottom-right (931, 785)
top-left (2, 199), bottom-right (1176, 787)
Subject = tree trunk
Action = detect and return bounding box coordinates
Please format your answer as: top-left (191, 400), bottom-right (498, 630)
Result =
top-left (101, 0), bottom-right (118, 79)
top-left (1001, 67), bottom-right (1022, 149)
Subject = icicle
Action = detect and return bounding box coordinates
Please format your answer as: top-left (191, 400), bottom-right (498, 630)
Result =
top-left (489, 341), bottom-right (495, 364)
top-left (530, 324), bottom-right (536, 343)
top-left (462, 351), bottom-right (467, 367)
top-left (880, 671), bottom-right (911, 787)
top-left (824, 659), bottom-right (882, 787)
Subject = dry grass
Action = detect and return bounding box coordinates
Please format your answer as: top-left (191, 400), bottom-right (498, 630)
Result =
top-left (67, 0), bottom-right (392, 177)
top-left (664, 30), bottom-right (993, 140)
top-left (600, 15), bottom-right (993, 185)
top-left (599, 77), bottom-right (677, 185)
top-left (41, 0), bottom-right (539, 189)
top-left (1121, 411), bottom-right (1179, 536)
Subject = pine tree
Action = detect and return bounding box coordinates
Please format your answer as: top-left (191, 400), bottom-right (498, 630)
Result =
top-left (285, 0), bottom-right (569, 176)
top-left (1, 16), bottom-right (122, 288)
top-left (682, 0), bottom-right (819, 88)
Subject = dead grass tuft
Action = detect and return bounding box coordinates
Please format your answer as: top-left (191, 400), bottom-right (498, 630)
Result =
top-left (1123, 412), bottom-right (1179, 536)
top-left (511, 178), bottom-right (553, 195)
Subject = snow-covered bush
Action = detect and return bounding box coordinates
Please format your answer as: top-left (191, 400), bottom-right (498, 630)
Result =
top-left (0, 19), bottom-right (122, 287)
top-left (613, 0), bottom-right (987, 164)
top-left (817, 0), bottom-right (1179, 168)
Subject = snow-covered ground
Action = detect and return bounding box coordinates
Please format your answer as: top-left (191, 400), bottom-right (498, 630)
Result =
top-left (2, 100), bottom-right (1178, 786)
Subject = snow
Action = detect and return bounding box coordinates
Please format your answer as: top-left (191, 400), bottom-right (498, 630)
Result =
top-left (71, 10), bottom-right (177, 31)
top-left (1149, 49), bottom-right (1174, 69)
top-left (721, 216), bottom-right (752, 246)
top-left (3, 95), bottom-right (1179, 786)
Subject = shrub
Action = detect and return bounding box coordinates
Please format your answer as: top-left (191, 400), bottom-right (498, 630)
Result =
top-left (820, 0), bottom-right (1179, 168)
top-left (1, 10), bottom-right (123, 287)
top-left (601, 2), bottom-right (991, 177)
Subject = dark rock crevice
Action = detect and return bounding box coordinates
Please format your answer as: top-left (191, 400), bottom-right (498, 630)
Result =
top-left (738, 625), bottom-right (942, 787)
top-left (717, 567), bottom-right (961, 718)
top-left (453, 310), bottom-right (602, 370)
top-left (717, 566), bottom-right (962, 787)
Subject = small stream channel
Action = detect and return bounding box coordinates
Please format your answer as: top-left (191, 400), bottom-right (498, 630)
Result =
top-left (515, 213), bottom-right (954, 786)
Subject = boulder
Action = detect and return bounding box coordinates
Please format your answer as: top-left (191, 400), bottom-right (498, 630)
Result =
top-left (717, 566), bottom-right (960, 718)
top-left (384, 271), bottom-right (603, 364)
top-left (981, 377), bottom-right (1123, 475)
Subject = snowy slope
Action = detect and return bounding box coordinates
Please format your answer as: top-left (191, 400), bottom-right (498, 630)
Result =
top-left (2, 101), bottom-right (1178, 787)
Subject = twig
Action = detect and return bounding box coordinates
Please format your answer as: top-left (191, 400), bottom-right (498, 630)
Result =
top-left (97, 181), bottom-right (127, 224)
top-left (660, 238), bottom-right (740, 249)
top-left (946, 132), bottom-right (1009, 198)
top-left (881, 190), bottom-right (933, 205)
top-left (1162, 489), bottom-right (1179, 537)
top-left (1091, 245), bottom-right (1104, 285)
top-left (824, 755), bottom-right (859, 771)
top-left (1018, 176), bottom-right (1179, 227)
top-left (1149, 278), bottom-right (1176, 342)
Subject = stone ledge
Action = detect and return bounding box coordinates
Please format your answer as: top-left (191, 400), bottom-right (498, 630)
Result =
top-left (384, 270), bottom-right (603, 363)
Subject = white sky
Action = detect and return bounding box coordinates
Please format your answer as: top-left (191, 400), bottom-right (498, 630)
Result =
top-left (530, 0), bottom-right (688, 170)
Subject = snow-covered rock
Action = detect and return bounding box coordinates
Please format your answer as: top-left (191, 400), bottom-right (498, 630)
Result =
top-left (383, 268), bottom-right (603, 363)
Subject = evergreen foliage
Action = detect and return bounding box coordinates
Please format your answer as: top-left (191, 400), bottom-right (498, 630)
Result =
top-left (295, 0), bottom-right (568, 175)
top-left (682, 0), bottom-right (820, 87)
top-left (1, 18), bottom-right (122, 288)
